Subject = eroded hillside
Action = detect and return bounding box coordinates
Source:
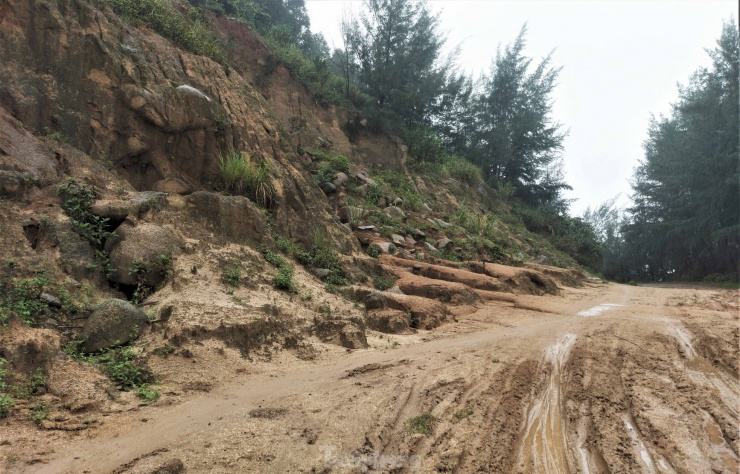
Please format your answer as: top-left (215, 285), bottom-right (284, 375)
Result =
top-left (0, 0), bottom-right (590, 450)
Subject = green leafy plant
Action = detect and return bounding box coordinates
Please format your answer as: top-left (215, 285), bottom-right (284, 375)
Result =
top-left (406, 413), bottom-right (436, 435)
top-left (57, 180), bottom-right (113, 246)
top-left (261, 248), bottom-right (286, 268)
top-left (373, 275), bottom-right (396, 291)
top-left (0, 358), bottom-right (6, 392)
top-left (1, 274), bottom-right (49, 325)
top-left (293, 229), bottom-right (349, 286)
top-left (0, 394), bottom-right (14, 418)
top-left (135, 384), bottom-right (161, 404)
top-left (273, 265), bottom-right (296, 292)
top-left (221, 262), bottom-right (242, 288)
top-left (30, 402), bottom-right (49, 425)
top-left (95, 347), bottom-right (153, 389)
top-left (367, 246), bottom-right (380, 258)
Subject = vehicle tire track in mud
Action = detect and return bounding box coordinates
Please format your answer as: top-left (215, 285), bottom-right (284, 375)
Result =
top-left (515, 333), bottom-right (578, 473)
top-left (368, 358), bottom-right (539, 473)
top-left (564, 323), bottom-right (740, 474)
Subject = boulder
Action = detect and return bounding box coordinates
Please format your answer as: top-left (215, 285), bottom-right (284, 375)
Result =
top-left (437, 238), bottom-right (453, 250)
top-left (104, 222), bottom-right (182, 287)
top-left (405, 235), bottom-right (417, 246)
top-left (81, 299), bottom-right (149, 352)
top-left (91, 192), bottom-right (167, 221)
top-left (423, 242), bottom-right (438, 252)
top-left (394, 197), bottom-right (403, 206)
top-left (332, 172), bottom-right (349, 187)
top-left (369, 242), bottom-right (394, 254)
top-left (311, 268), bottom-right (332, 279)
top-left (413, 229), bottom-right (426, 240)
top-left (320, 182), bottom-right (337, 195)
top-left (384, 206), bottom-right (407, 220)
top-left (391, 234), bottom-right (406, 246)
top-left (363, 293), bottom-right (387, 310)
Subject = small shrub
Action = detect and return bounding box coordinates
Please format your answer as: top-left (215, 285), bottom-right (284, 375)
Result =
top-left (30, 402), bottom-right (49, 425)
top-left (128, 254), bottom-right (173, 303)
top-left (221, 262), bottom-right (242, 287)
top-left (96, 348), bottom-right (153, 389)
top-left (1, 274), bottom-right (49, 325)
top-left (0, 358), bottom-right (6, 391)
top-left (154, 344), bottom-right (176, 356)
top-left (373, 275), bottom-right (396, 291)
top-left (367, 246), bottom-right (380, 258)
top-left (0, 394), bottom-right (14, 418)
top-left (135, 384), bottom-right (161, 404)
top-left (273, 266), bottom-right (296, 292)
top-left (274, 235), bottom-right (294, 254)
top-left (57, 179), bottom-right (114, 246)
top-left (441, 156), bottom-right (483, 186)
top-left (261, 248), bottom-right (286, 268)
top-left (407, 413), bottom-right (436, 435)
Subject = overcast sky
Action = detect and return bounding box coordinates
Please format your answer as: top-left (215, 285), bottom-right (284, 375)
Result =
top-left (305, 0), bottom-right (737, 215)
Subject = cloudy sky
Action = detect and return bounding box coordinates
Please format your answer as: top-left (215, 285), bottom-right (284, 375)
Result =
top-left (304, 0), bottom-right (736, 215)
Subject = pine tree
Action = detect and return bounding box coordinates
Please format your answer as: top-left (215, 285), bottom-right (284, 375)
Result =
top-left (623, 20), bottom-right (739, 280)
top-left (470, 26), bottom-right (567, 207)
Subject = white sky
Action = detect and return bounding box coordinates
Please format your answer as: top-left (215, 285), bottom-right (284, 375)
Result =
top-left (305, 0), bottom-right (737, 215)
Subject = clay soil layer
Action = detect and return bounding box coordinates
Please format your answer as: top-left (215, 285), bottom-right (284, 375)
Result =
top-left (8, 283), bottom-right (740, 473)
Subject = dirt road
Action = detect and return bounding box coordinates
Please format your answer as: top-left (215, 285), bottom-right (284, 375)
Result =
top-left (18, 283), bottom-right (740, 473)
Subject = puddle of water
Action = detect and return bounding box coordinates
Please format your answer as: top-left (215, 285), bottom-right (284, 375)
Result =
top-left (577, 303), bottom-right (623, 317)
top-left (622, 415), bottom-right (657, 474)
top-left (518, 333), bottom-right (577, 473)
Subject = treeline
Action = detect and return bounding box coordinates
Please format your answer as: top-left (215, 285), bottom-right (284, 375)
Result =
top-left (585, 21), bottom-right (739, 283)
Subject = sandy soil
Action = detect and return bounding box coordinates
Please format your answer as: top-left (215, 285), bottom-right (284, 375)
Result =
top-left (4, 282), bottom-right (739, 474)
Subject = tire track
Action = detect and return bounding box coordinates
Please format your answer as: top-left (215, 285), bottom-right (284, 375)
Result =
top-left (515, 333), bottom-right (578, 473)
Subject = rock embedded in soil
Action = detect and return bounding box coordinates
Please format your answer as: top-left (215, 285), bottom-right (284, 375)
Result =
top-left (320, 182), bottom-right (336, 195)
top-left (332, 172), bottom-right (349, 187)
top-left (81, 299), bottom-right (149, 352)
top-left (384, 206), bottom-right (407, 220)
top-left (391, 234), bottom-right (406, 246)
top-left (90, 192), bottom-right (167, 221)
top-left (104, 221), bottom-right (182, 287)
top-left (437, 238), bottom-right (453, 250)
top-left (369, 242), bottom-right (394, 254)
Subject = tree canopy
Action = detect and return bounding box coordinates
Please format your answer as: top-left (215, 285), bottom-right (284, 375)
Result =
top-left (590, 21), bottom-right (739, 282)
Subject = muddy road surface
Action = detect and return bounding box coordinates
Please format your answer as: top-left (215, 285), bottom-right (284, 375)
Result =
top-left (14, 283), bottom-right (740, 473)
